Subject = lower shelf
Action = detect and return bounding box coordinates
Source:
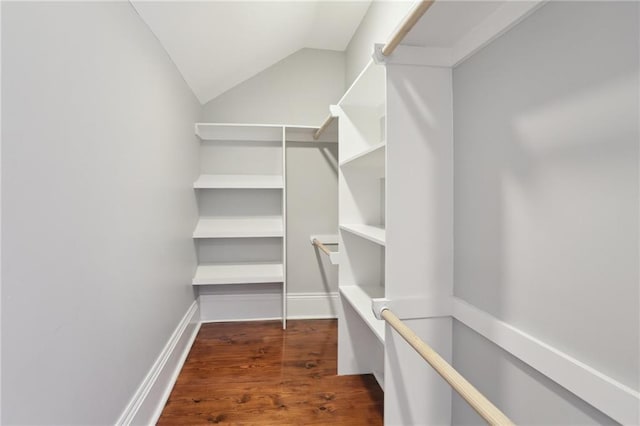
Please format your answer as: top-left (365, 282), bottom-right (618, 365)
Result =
top-left (340, 285), bottom-right (385, 343)
top-left (193, 262), bottom-right (284, 285)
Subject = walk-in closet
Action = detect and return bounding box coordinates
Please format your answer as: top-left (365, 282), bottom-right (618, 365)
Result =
top-left (2, 1), bottom-right (638, 425)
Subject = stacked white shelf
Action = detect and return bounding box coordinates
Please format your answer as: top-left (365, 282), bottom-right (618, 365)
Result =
top-left (335, 60), bottom-right (387, 389)
top-left (194, 123), bottom-right (287, 328)
top-left (335, 55), bottom-right (454, 423)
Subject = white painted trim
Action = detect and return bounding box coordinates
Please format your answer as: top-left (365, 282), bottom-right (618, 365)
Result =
top-left (451, 0), bottom-right (547, 66)
top-left (384, 45), bottom-right (453, 68)
top-left (115, 300), bottom-right (201, 426)
top-left (452, 297), bottom-right (640, 425)
top-left (198, 291), bottom-right (339, 323)
top-left (372, 296), bottom-right (452, 320)
top-left (287, 292), bottom-right (339, 319)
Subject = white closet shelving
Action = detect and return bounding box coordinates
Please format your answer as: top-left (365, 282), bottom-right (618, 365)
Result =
top-left (336, 60), bottom-right (388, 389)
top-left (193, 174), bottom-right (283, 189)
top-left (334, 2), bottom-right (552, 425)
top-left (194, 123), bottom-right (287, 328)
top-left (193, 217), bottom-right (284, 238)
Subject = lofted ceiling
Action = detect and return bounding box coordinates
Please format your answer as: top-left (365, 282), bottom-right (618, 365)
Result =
top-left (131, 1), bottom-right (372, 104)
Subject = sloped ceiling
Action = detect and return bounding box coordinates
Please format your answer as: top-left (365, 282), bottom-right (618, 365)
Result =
top-left (131, 1), bottom-right (371, 104)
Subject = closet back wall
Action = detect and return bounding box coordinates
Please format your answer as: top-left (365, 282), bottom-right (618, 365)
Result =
top-left (2, 2), bottom-right (201, 424)
top-left (201, 48), bottom-right (345, 319)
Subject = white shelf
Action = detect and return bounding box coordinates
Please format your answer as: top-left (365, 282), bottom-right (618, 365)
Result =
top-left (340, 141), bottom-right (385, 172)
top-left (193, 262), bottom-right (284, 285)
top-left (340, 285), bottom-right (385, 343)
top-left (286, 125), bottom-right (338, 143)
top-left (194, 174), bottom-right (283, 189)
top-left (340, 224), bottom-right (386, 246)
top-left (195, 123), bottom-right (283, 142)
top-left (193, 217), bottom-right (283, 238)
top-left (338, 60), bottom-right (386, 108)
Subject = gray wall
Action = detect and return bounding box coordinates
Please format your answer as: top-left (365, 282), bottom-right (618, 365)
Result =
top-left (203, 48), bottom-right (344, 296)
top-left (1, 2), bottom-right (200, 424)
top-left (452, 1), bottom-right (638, 423)
top-left (344, 1), bottom-right (412, 85)
top-left (203, 48), bottom-right (344, 126)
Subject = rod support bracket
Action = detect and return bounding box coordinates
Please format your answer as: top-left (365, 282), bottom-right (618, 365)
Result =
top-left (329, 104), bottom-right (340, 118)
top-left (372, 43), bottom-right (387, 65)
top-left (372, 298), bottom-right (390, 320)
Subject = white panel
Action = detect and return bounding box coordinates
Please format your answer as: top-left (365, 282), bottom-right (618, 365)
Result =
top-left (386, 65), bottom-right (453, 300)
top-left (384, 318), bottom-right (453, 426)
top-left (453, 0), bottom-right (639, 397)
top-left (384, 64), bottom-right (454, 425)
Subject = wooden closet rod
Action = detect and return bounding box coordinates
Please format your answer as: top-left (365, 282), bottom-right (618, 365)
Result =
top-left (381, 0), bottom-right (435, 56)
top-left (311, 238), bottom-right (332, 256)
top-left (314, 1), bottom-right (435, 140)
top-left (381, 308), bottom-right (515, 426)
top-left (313, 115), bottom-right (335, 140)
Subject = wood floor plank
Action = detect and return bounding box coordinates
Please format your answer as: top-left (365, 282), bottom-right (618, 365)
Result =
top-left (158, 319), bottom-right (383, 425)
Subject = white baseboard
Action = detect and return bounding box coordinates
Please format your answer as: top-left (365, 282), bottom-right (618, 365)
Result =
top-left (116, 300), bottom-right (201, 426)
top-left (288, 292), bottom-right (339, 319)
top-left (199, 291), bottom-right (339, 323)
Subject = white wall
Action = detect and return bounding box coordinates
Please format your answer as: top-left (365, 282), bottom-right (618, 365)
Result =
top-left (202, 48), bottom-right (343, 303)
top-left (452, 1), bottom-right (638, 423)
top-left (1, 2), bottom-right (200, 424)
top-left (344, 1), bottom-right (412, 85)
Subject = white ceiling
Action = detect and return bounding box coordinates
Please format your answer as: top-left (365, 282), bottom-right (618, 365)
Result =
top-left (131, 1), bottom-right (371, 104)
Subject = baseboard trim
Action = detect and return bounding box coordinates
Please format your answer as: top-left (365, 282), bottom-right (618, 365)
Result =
top-left (287, 292), bottom-right (339, 319)
top-left (199, 291), bottom-right (339, 322)
top-left (116, 300), bottom-right (201, 426)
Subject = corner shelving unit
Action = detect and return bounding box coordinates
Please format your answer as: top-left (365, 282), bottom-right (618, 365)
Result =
top-left (335, 60), bottom-right (387, 389)
top-left (335, 55), bottom-right (455, 424)
top-left (194, 123), bottom-right (287, 328)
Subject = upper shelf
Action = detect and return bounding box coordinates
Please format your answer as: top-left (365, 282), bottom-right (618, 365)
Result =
top-left (340, 224), bottom-right (386, 246)
top-left (193, 262), bottom-right (284, 286)
top-left (193, 217), bottom-right (283, 238)
top-left (286, 125), bottom-right (338, 143)
top-left (196, 123), bottom-right (283, 142)
top-left (340, 285), bottom-right (385, 343)
top-left (340, 141), bottom-right (385, 173)
top-left (194, 174), bottom-right (283, 189)
top-left (338, 60), bottom-right (385, 109)
top-left (397, 1), bottom-right (545, 67)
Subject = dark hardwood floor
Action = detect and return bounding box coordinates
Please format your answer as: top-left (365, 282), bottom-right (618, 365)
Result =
top-left (158, 319), bottom-right (383, 425)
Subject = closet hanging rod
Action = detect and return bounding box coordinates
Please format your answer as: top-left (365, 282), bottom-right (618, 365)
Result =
top-left (313, 115), bottom-right (335, 140)
top-left (382, 0), bottom-right (435, 57)
top-left (380, 308), bottom-right (515, 426)
top-left (311, 238), bottom-right (332, 256)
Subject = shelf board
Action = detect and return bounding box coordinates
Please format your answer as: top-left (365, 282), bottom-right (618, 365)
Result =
top-left (340, 141), bottom-right (385, 171)
top-left (338, 60), bottom-right (386, 108)
top-left (195, 123), bottom-right (283, 142)
top-left (286, 126), bottom-right (338, 143)
top-left (193, 217), bottom-right (283, 238)
top-left (194, 174), bottom-right (283, 189)
top-left (193, 262), bottom-right (284, 285)
top-left (340, 224), bottom-right (386, 246)
top-left (340, 285), bottom-right (385, 343)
